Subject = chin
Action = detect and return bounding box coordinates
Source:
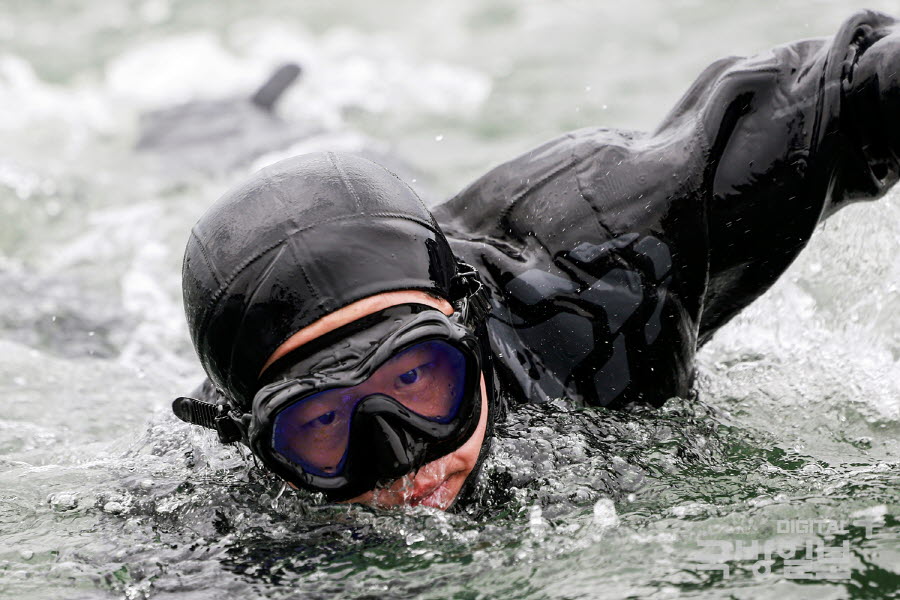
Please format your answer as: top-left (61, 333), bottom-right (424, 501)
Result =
top-left (345, 463), bottom-right (466, 511)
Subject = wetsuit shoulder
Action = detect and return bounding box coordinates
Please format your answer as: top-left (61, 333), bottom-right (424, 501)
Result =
top-left (434, 127), bottom-right (702, 408)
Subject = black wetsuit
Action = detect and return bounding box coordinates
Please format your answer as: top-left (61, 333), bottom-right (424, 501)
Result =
top-left (432, 10), bottom-right (900, 407)
top-left (185, 10), bottom-right (900, 414)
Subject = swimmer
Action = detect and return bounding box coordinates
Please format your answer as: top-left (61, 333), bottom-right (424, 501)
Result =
top-left (174, 10), bottom-right (900, 510)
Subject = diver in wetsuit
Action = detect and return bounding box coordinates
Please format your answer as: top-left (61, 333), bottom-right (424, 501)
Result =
top-left (174, 11), bottom-right (900, 509)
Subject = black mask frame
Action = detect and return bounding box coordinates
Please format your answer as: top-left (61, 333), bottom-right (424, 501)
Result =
top-left (251, 305), bottom-right (483, 500)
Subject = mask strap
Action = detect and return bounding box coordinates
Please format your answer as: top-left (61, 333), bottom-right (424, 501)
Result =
top-left (450, 259), bottom-right (491, 326)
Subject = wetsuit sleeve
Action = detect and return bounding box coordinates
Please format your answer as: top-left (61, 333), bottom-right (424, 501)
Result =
top-left (655, 10), bottom-right (900, 342)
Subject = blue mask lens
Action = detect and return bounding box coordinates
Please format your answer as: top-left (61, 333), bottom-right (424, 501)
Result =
top-left (271, 340), bottom-right (469, 477)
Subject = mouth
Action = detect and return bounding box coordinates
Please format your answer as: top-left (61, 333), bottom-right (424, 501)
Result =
top-left (407, 476), bottom-right (452, 509)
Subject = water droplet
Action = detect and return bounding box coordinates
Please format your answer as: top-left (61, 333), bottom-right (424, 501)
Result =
top-left (592, 498), bottom-right (619, 528)
top-left (528, 504), bottom-right (546, 536)
top-left (48, 491), bottom-right (79, 511)
top-left (405, 532), bottom-right (425, 545)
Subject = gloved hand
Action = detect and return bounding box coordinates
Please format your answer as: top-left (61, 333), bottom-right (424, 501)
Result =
top-left (845, 22), bottom-right (900, 182)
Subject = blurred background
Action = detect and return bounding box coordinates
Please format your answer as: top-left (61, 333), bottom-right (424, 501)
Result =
top-left (1, 1), bottom-right (898, 599)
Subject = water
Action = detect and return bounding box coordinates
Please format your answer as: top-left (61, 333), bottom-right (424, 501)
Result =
top-left (1, 1), bottom-right (899, 598)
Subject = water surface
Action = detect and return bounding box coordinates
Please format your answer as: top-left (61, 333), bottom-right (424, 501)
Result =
top-left (1, 1), bottom-right (898, 598)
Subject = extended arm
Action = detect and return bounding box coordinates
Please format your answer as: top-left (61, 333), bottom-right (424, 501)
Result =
top-left (387, 11), bottom-right (900, 408)
top-left (657, 10), bottom-right (900, 342)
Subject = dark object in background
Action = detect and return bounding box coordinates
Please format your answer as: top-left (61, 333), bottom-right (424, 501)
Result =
top-left (250, 63), bottom-right (302, 112)
top-left (135, 63), bottom-right (318, 176)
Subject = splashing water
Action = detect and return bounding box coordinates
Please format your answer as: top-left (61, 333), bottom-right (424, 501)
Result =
top-left (1, 1), bottom-right (898, 599)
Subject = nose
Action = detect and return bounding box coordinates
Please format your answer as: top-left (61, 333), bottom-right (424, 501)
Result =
top-left (370, 414), bottom-right (415, 482)
top-left (357, 394), bottom-right (426, 485)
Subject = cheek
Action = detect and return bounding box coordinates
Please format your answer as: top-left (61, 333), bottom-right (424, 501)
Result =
top-left (446, 375), bottom-right (489, 470)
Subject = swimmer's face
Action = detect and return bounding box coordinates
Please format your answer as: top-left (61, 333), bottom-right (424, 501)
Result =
top-left (262, 290), bottom-right (488, 510)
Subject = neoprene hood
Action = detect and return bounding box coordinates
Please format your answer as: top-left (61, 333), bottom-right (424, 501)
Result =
top-left (183, 152), bottom-right (459, 409)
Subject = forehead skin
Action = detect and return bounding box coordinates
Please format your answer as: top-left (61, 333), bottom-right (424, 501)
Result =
top-left (260, 290), bottom-right (454, 376)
